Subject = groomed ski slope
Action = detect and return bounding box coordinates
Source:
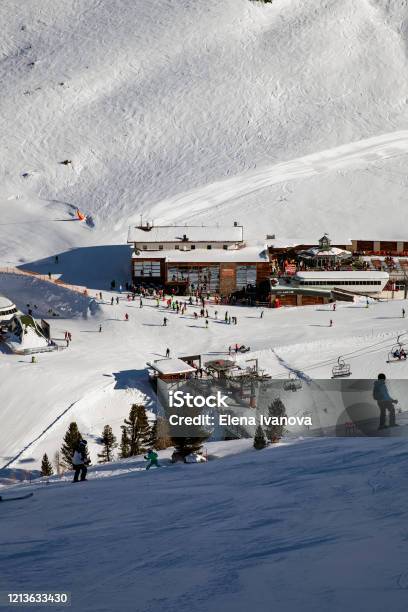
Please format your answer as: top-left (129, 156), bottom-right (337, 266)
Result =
top-left (1, 437), bottom-right (408, 612)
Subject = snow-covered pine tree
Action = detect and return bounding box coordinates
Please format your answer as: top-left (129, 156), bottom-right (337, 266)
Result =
top-left (253, 424), bottom-right (267, 449)
top-left (120, 428), bottom-right (130, 459)
top-left (97, 425), bottom-right (117, 463)
top-left (265, 397), bottom-right (286, 443)
top-left (41, 453), bottom-right (54, 476)
top-left (121, 404), bottom-right (151, 457)
top-left (150, 416), bottom-right (172, 450)
top-left (61, 422), bottom-right (82, 468)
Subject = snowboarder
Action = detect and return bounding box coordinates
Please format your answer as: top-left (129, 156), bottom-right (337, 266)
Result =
top-left (373, 373), bottom-right (398, 430)
top-left (72, 439), bottom-right (90, 482)
top-left (145, 449), bottom-right (160, 470)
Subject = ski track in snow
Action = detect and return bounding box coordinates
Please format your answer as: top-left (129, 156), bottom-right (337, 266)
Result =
top-left (149, 130), bottom-right (408, 223)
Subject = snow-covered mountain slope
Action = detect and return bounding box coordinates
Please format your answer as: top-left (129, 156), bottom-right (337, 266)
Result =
top-left (2, 437), bottom-right (408, 612)
top-left (1, 0), bottom-right (408, 266)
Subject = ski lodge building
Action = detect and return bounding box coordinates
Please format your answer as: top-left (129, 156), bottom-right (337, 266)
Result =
top-left (127, 223), bottom-right (270, 296)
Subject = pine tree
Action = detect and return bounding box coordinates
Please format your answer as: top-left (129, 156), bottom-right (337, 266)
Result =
top-left (121, 404), bottom-right (151, 457)
top-left (41, 453), bottom-right (54, 476)
top-left (150, 416), bottom-right (172, 450)
top-left (171, 436), bottom-right (206, 459)
top-left (264, 397), bottom-right (286, 443)
top-left (253, 424), bottom-right (267, 450)
top-left (61, 422), bottom-right (82, 467)
top-left (97, 425), bottom-right (117, 463)
top-left (120, 428), bottom-right (130, 459)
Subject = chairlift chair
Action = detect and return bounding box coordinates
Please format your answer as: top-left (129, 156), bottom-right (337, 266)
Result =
top-left (332, 357), bottom-right (351, 378)
top-left (283, 372), bottom-right (302, 391)
top-left (387, 344), bottom-right (407, 363)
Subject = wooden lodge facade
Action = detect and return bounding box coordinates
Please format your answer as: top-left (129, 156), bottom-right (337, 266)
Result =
top-left (127, 223), bottom-right (270, 296)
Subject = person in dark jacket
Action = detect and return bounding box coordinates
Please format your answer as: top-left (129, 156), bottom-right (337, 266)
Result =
top-left (72, 439), bottom-right (90, 482)
top-left (373, 373), bottom-right (398, 430)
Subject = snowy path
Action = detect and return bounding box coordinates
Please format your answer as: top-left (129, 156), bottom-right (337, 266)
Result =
top-left (150, 130), bottom-right (408, 223)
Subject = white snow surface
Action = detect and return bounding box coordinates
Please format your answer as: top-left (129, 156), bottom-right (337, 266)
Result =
top-left (1, 437), bottom-right (408, 612)
top-left (1, 0), bottom-right (408, 267)
top-left (2, 2), bottom-right (408, 608)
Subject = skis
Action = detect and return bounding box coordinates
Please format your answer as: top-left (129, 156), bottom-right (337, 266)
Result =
top-left (0, 491), bottom-right (34, 502)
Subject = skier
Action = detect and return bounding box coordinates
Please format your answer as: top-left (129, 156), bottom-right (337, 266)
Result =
top-left (145, 449), bottom-right (160, 470)
top-left (205, 319), bottom-right (209, 329)
top-left (329, 319), bottom-right (333, 327)
top-left (214, 310), bottom-right (218, 319)
top-left (48, 271), bottom-right (51, 280)
top-left (166, 347), bottom-right (170, 357)
top-left (163, 317), bottom-right (168, 326)
top-left (72, 439), bottom-right (90, 482)
top-left (55, 255), bottom-right (59, 264)
top-left (99, 324), bottom-right (102, 333)
top-left (116, 297), bottom-right (119, 305)
top-left (125, 313), bottom-right (129, 321)
top-left (68, 332), bottom-right (72, 342)
top-left (111, 297), bottom-right (114, 305)
top-left (402, 308), bottom-right (406, 319)
top-left (260, 311), bottom-right (264, 319)
top-left (333, 303), bottom-right (336, 311)
top-left (373, 373), bottom-right (399, 430)
top-left (99, 292), bottom-right (103, 300)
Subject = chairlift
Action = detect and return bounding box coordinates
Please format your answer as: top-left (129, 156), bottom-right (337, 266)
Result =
top-left (332, 356), bottom-right (351, 378)
top-left (387, 343), bottom-right (407, 363)
top-left (283, 372), bottom-right (302, 391)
